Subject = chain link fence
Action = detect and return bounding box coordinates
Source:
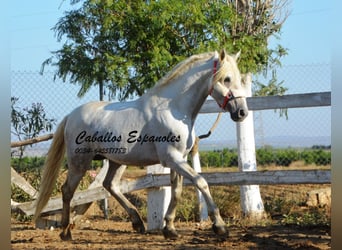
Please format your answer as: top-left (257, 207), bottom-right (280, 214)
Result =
top-left (11, 63), bottom-right (331, 166)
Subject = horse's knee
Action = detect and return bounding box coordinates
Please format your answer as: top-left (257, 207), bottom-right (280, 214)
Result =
top-left (102, 178), bottom-right (112, 191)
top-left (194, 176), bottom-right (209, 192)
top-left (103, 177), bottom-right (120, 192)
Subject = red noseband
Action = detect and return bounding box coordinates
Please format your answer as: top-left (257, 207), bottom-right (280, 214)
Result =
top-left (219, 90), bottom-right (234, 110)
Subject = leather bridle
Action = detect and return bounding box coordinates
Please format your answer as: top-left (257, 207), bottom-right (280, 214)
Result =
top-left (208, 59), bottom-right (241, 110)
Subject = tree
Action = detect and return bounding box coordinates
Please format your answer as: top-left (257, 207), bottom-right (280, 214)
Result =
top-left (42, 0), bottom-right (232, 100)
top-left (11, 97), bottom-right (56, 158)
top-left (42, 0), bottom-right (287, 101)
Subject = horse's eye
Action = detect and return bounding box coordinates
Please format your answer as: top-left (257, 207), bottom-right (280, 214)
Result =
top-left (224, 77), bottom-right (231, 83)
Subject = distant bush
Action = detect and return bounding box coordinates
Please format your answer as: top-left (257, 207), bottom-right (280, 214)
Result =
top-left (274, 149), bottom-right (299, 166)
top-left (11, 156), bottom-right (46, 173)
top-left (199, 146), bottom-right (331, 167)
top-left (301, 149), bottom-right (331, 166)
top-left (256, 147), bottom-right (274, 165)
top-left (199, 148), bottom-right (238, 168)
top-left (314, 150), bottom-right (331, 165)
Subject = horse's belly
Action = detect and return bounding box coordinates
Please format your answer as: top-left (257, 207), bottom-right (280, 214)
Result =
top-left (102, 143), bottom-right (160, 166)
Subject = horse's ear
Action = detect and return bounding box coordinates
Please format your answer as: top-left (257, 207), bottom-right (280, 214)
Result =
top-left (234, 50), bottom-right (241, 61)
top-left (219, 49), bottom-right (226, 61)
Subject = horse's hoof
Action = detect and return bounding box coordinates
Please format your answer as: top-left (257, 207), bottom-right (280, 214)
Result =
top-left (162, 226), bottom-right (179, 240)
top-left (132, 222), bottom-right (146, 234)
top-left (59, 229), bottom-right (72, 241)
top-left (212, 224), bottom-right (229, 238)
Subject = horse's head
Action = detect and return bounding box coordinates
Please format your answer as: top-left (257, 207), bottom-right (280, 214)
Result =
top-left (210, 49), bottom-right (248, 122)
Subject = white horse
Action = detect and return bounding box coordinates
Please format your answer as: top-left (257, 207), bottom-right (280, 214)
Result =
top-left (34, 49), bottom-right (248, 240)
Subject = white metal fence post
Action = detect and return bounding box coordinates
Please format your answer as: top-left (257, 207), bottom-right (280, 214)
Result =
top-left (147, 164), bottom-right (171, 231)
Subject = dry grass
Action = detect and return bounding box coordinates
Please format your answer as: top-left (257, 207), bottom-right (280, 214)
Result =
top-left (83, 161), bottom-right (331, 228)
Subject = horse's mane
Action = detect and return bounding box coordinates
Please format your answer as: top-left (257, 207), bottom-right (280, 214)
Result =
top-left (147, 50), bottom-right (240, 96)
top-left (153, 51), bottom-right (216, 89)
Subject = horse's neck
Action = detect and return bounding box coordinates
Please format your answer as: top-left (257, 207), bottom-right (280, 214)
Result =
top-left (178, 71), bottom-right (211, 120)
top-left (145, 59), bottom-right (213, 120)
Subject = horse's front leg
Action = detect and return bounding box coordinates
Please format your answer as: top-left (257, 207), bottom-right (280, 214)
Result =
top-left (165, 154), bottom-right (228, 238)
top-left (103, 161), bottom-right (145, 233)
top-left (162, 169), bottom-right (183, 239)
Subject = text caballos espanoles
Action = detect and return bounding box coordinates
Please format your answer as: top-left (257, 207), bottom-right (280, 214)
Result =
top-left (75, 130), bottom-right (181, 146)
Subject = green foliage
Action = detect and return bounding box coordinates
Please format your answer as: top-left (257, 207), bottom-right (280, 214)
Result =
top-left (11, 184), bottom-right (33, 204)
top-left (253, 69), bottom-right (289, 118)
top-left (11, 97), bottom-right (56, 158)
top-left (301, 149), bottom-right (331, 166)
top-left (176, 188), bottom-right (197, 222)
top-left (274, 149), bottom-right (299, 167)
top-left (264, 196), bottom-right (296, 215)
top-left (200, 147), bottom-right (331, 167)
top-left (200, 149), bottom-right (238, 168)
top-left (256, 146), bottom-right (275, 166)
top-left (11, 97), bottom-right (56, 140)
top-left (11, 156), bottom-right (46, 173)
top-left (281, 208), bottom-right (330, 227)
top-left (264, 195), bottom-right (330, 227)
top-left (42, 0), bottom-right (288, 101)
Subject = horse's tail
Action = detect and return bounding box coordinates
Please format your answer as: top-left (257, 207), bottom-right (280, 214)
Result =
top-left (33, 116), bottom-right (68, 221)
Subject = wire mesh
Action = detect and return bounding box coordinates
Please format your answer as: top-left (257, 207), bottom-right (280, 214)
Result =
top-left (11, 64), bottom-right (331, 166)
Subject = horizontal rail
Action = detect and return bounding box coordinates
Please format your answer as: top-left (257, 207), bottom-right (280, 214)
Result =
top-left (120, 170), bottom-right (331, 191)
top-left (200, 91), bottom-right (331, 113)
top-left (16, 170), bottom-right (330, 216)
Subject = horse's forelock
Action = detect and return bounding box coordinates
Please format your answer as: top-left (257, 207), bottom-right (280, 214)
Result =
top-left (213, 53), bottom-right (241, 87)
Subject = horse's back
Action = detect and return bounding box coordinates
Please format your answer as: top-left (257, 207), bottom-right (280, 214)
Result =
top-left (67, 100), bottom-right (141, 124)
top-left (62, 99), bottom-right (161, 165)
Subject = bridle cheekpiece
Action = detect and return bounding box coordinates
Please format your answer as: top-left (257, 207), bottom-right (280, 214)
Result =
top-left (209, 59), bottom-right (235, 110)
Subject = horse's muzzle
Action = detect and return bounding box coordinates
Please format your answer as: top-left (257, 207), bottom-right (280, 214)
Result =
top-left (231, 107), bottom-right (248, 122)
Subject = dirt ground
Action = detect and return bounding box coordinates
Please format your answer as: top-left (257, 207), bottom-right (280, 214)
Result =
top-left (11, 217), bottom-right (330, 250)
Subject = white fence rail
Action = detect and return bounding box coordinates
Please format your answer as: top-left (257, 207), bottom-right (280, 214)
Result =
top-left (14, 169), bottom-right (330, 217)
top-left (200, 91), bottom-right (331, 113)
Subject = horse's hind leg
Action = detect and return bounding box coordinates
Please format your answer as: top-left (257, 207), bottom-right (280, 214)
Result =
top-left (103, 161), bottom-right (145, 233)
top-left (162, 169), bottom-right (183, 239)
top-left (59, 162), bottom-right (88, 241)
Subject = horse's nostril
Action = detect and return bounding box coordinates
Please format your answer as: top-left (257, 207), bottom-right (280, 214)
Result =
top-left (239, 109), bottom-right (245, 117)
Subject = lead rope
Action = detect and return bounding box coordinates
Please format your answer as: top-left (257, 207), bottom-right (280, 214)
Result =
top-left (190, 112), bottom-right (222, 160)
top-left (198, 112), bottom-right (222, 139)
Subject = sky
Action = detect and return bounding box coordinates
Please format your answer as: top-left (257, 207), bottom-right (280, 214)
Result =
top-left (9, 0), bottom-right (332, 150)
top-left (10, 1), bottom-right (331, 70)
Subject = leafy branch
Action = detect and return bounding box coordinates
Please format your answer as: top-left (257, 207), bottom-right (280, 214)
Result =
top-left (11, 97), bottom-right (56, 158)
